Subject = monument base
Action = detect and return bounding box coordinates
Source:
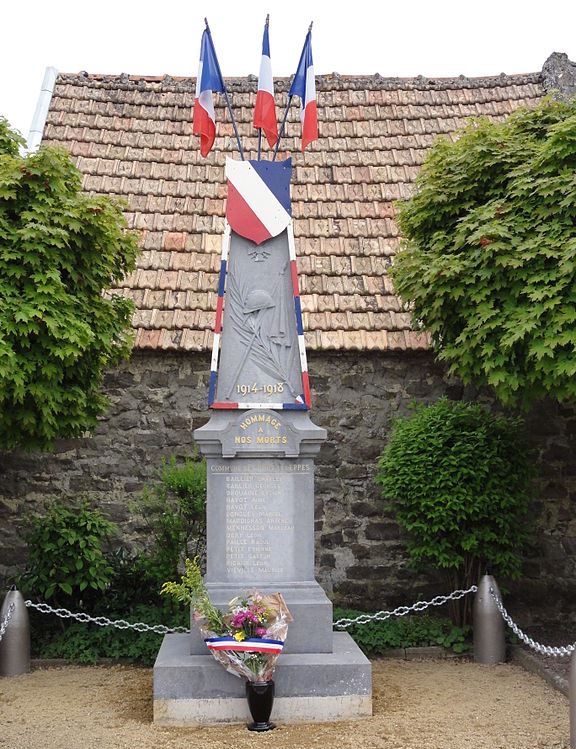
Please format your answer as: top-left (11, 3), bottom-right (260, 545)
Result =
top-left (153, 632), bottom-right (372, 725)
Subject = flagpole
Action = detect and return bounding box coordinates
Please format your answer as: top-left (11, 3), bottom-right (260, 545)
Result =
top-left (204, 18), bottom-right (245, 160)
top-left (272, 21), bottom-right (313, 162)
top-left (272, 96), bottom-right (292, 161)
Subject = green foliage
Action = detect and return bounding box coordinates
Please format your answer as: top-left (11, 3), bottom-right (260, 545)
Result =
top-left (0, 117), bottom-right (24, 155)
top-left (101, 546), bottom-right (169, 610)
top-left (26, 541), bottom-right (188, 665)
top-left (393, 99), bottom-right (576, 406)
top-left (132, 456), bottom-right (207, 582)
top-left (376, 399), bottom-right (533, 625)
top-left (20, 492), bottom-right (194, 664)
top-left (33, 603), bottom-right (188, 665)
top-left (21, 500), bottom-right (116, 602)
top-left (161, 557), bottom-right (224, 632)
top-left (0, 117), bottom-right (139, 449)
top-left (333, 608), bottom-right (470, 655)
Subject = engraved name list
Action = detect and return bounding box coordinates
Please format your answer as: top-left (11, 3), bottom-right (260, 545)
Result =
top-left (210, 460), bottom-right (311, 582)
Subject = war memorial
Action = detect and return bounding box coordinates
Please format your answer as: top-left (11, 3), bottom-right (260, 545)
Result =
top-left (153, 22), bottom-right (371, 724)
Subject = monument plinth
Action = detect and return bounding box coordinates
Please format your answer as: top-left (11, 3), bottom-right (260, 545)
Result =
top-left (153, 157), bottom-right (371, 724)
top-left (191, 408), bottom-right (332, 655)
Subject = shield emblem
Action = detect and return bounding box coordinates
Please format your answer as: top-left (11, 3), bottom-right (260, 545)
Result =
top-left (226, 157), bottom-right (292, 245)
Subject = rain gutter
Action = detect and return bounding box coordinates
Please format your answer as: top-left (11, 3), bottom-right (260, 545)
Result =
top-left (27, 66), bottom-right (58, 152)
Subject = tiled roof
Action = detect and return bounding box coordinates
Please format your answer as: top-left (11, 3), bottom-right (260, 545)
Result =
top-left (42, 70), bottom-right (544, 351)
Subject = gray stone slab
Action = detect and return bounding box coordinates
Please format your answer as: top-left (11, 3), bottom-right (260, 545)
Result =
top-left (404, 646), bottom-right (447, 660)
top-left (154, 631), bottom-right (371, 701)
top-left (154, 693), bottom-right (372, 726)
top-left (154, 631), bottom-right (372, 724)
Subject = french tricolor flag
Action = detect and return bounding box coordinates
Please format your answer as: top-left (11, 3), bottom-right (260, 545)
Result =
top-left (289, 27), bottom-right (318, 152)
top-left (193, 29), bottom-right (225, 158)
top-left (254, 17), bottom-right (278, 148)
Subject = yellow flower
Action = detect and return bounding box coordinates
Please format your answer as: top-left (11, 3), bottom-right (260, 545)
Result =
top-left (233, 632), bottom-right (246, 641)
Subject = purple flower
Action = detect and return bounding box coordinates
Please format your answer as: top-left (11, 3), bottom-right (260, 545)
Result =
top-left (255, 627), bottom-right (267, 637)
top-left (232, 612), bottom-right (247, 628)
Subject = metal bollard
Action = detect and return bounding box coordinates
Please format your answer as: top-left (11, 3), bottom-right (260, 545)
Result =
top-left (571, 650), bottom-right (576, 748)
top-left (0, 587), bottom-right (30, 676)
top-left (473, 574), bottom-right (506, 664)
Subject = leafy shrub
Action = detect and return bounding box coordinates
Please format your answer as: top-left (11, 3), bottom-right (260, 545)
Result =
top-left (26, 543), bottom-right (187, 664)
top-left (392, 99), bottom-right (576, 407)
top-left (334, 608), bottom-right (470, 654)
top-left (34, 603), bottom-right (188, 665)
top-left (100, 546), bottom-right (169, 611)
top-left (132, 456), bottom-right (207, 583)
top-left (21, 500), bottom-right (116, 604)
top-left (0, 117), bottom-right (138, 450)
top-left (21, 456), bottom-right (206, 663)
top-left (376, 398), bottom-right (533, 625)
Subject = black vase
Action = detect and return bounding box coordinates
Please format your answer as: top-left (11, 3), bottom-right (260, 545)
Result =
top-left (246, 679), bottom-right (276, 731)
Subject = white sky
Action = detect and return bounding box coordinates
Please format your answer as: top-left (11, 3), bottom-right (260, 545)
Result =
top-left (2, 0), bottom-right (576, 140)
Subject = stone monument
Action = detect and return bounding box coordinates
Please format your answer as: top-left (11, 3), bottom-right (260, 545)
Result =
top-left (153, 157), bottom-right (372, 724)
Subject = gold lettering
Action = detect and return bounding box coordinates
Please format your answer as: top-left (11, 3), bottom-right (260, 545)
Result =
top-left (238, 414), bottom-right (283, 433)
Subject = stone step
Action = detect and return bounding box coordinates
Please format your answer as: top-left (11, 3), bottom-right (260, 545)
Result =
top-left (154, 631), bottom-right (372, 725)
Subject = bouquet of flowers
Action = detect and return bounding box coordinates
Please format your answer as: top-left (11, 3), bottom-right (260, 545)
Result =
top-left (162, 558), bottom-right (292, 682)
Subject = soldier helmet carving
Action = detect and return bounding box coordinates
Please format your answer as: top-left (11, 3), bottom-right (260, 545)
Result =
top-left (243, 289), bottom-right (275, 314)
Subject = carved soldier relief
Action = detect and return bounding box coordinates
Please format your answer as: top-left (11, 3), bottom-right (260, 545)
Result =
top-left (209, 158), bottom-right (310, 409)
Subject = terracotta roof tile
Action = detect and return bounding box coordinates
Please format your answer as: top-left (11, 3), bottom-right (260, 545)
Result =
top-left (43, 70), bottom-right (545, 352)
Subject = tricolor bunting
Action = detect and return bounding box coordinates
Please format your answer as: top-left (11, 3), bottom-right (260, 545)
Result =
top-left (289, 27), bottom-right (318, 151)
top-left (225, 157), bottom-right (292, 245)
top-left (287, 223), bottom-right (312, 409)
top-left (208, 224), bottom-right (230, 407)
top-left (205, 636), bottom-right (284, 654)
top-left (193, 29), bottom-right (225, 157)
top-left (254, 17), bottom-right (278, 148)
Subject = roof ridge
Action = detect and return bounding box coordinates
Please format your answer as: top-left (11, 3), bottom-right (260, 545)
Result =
top-left (58, 70), bottom-right (543, 93)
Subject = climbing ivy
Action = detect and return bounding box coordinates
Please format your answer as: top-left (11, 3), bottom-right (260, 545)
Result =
top-left (393, 99), bottom-right (576, 406)
top-left (0, 118), bottom-right (139, 449)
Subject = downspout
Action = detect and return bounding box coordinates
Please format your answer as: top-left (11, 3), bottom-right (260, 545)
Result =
top-left (26, 66), bottom-right (58, 152)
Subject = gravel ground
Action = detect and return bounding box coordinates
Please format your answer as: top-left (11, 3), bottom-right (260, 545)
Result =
top-left (0, 659), bottom-right (570, 749)
top-left (526, 626), bottom-right (574, 686)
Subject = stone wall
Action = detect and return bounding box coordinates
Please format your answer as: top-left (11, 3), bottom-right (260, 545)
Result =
top-left (1, 350), bottom-right (575, 625)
